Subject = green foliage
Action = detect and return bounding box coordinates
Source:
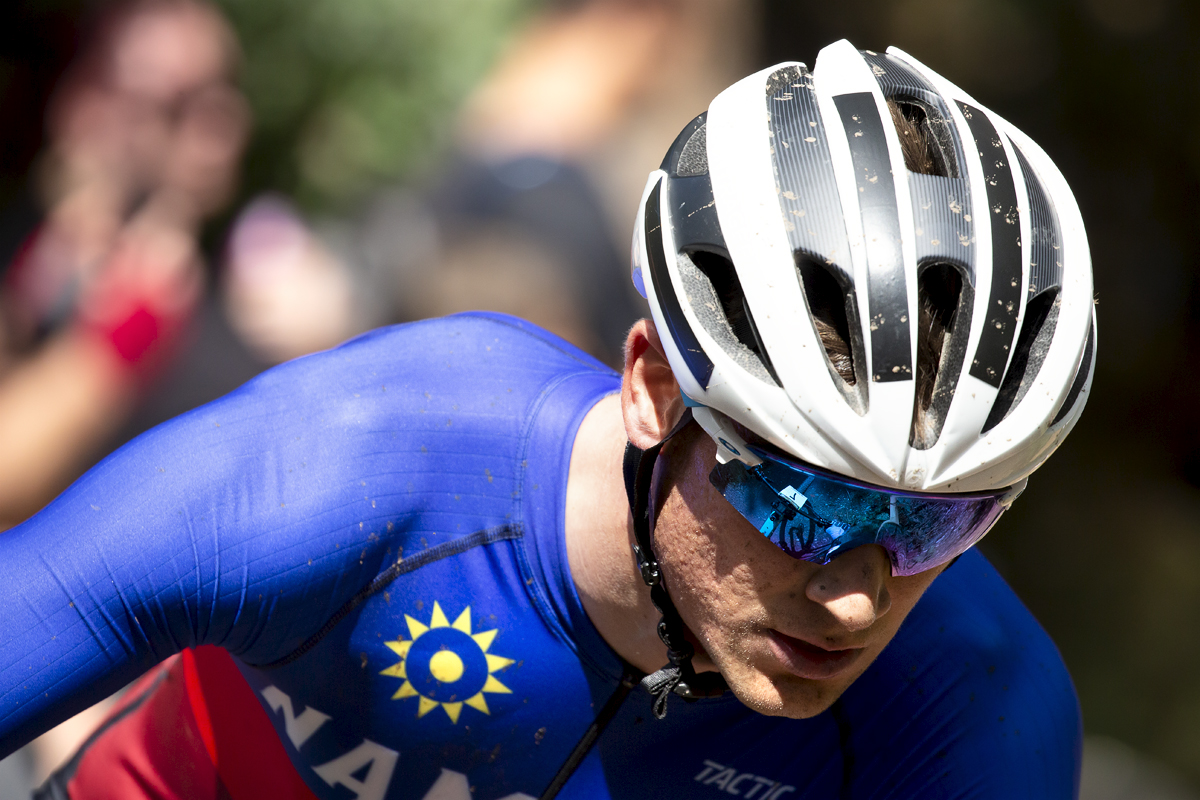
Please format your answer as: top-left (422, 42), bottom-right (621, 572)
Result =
top-left (212, 0), bottom-right (536, 211)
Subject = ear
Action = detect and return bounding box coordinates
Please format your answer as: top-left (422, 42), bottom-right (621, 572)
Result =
top-left (621, 318), bottom-right (685, 449)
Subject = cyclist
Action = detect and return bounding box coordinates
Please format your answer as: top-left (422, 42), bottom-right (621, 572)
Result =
top-left (0, 41), bottom-right (1094, 799)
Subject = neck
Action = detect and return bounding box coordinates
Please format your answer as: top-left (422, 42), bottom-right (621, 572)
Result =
top-left (564, 393), bottom-right (665, 675)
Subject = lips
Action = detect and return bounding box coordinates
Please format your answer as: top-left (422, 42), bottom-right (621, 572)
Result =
top-left (766, 630), bottom-right (863, 681)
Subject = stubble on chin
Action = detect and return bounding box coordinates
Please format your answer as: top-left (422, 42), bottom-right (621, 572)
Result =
top-left (704, 624), bottom-right (856, 720)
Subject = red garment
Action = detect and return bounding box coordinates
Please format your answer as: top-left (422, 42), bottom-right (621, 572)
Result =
top-left (62, 647), bottom-right (316, 800)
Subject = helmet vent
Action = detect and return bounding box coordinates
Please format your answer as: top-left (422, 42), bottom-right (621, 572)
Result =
top-left (982, 288), bottom-right (1061, 434)
top-left (861, 50), bottom-right (962, 180)
top-left (888, 99), bottom-right (958, 179)
top-left (980, 140), bottom-right (1065, 434)
top-left (675, 247), bottom-right (781, 387)
top-left (911, 261), bottom-right (972, 449)
top-left (795, 253), bottom-right (868, 414)
top-left (676, 124), bottom-right (708, 177)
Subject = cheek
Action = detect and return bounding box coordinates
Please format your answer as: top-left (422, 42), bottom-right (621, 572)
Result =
top-left (888, 567), bottom-right (945, 613)
top-left (654, 493), bottom-right (722, 599)
top-left (652, 476), bottom-right (793, 630)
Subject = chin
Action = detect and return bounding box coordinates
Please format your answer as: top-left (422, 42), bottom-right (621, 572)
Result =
top-left (723, 668), bottom-right (846, 720)
top-left (693, 635), bottom-right (855, 719)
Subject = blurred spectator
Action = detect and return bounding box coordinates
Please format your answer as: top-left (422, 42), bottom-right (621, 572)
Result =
top-left (222, 194), bottom-right (364, 364)
top-left (0, 0), bottom-right (250, 790)
top-left (415, 0), bottom-right (755, 365)
top-left (222, 0), bottom-right (758, 368)
top-left (0, 0), bottom-right (250, 528)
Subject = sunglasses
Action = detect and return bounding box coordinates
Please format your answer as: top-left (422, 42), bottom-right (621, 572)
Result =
top-left (709, 445), bottom-right (1021, 577)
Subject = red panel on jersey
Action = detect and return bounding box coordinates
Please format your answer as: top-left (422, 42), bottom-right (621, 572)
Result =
top-left (64, 647), bottom-right (318, 800)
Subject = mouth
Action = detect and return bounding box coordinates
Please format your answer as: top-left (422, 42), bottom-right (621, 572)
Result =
top-left (766, 630), bottom-right (864, 681)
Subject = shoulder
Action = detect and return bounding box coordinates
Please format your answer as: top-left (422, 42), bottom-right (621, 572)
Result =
top-left (837, 549), bottom-right (1081, 798)
top-left (276, 312), bottom-right (610, 384)
top-left (904, 549), bottom-right (1076, 706)
top-left (167, 311), bottom-right (615, 459)
top-left (214, 312), bottom-right (612, 432)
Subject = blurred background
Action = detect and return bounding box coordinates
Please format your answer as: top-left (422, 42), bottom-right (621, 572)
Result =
top-left (0, 0), bottom-right (1196, 797)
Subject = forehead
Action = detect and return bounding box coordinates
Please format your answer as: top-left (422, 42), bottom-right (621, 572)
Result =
top-left (109, 5), bottom-right (233, 98)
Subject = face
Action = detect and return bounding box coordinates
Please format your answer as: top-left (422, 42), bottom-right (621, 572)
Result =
top-left (652, 429), bottom-right (948, 719)
top-left (49, 2), bottom-right (246, 214)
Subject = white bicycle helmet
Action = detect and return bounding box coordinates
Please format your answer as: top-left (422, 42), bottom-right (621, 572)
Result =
top-left (632, 40), bottom-right (1095, 493)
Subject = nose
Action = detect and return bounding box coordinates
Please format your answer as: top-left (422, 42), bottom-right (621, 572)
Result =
top-left (804, 544), bottom-right (892, 632)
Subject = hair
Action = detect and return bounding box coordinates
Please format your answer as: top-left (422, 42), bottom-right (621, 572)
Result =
top-left (889, 100), bottom-right (936, 175)
top-left (805, 100), bottom-right (953, 440)
top-left (910, 267), bottom-right (960, 447)
top-left (814, 316), bottom-right (853, 383)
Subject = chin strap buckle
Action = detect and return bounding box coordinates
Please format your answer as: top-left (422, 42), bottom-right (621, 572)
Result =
top-left (641, 662), bottom-right (730, 719)
top-left (639, 593), bottom-right (728, 718)
top-left (641, 664), bottom-right (684, 718)
top-left (632, 542), bottom-right (660, 586)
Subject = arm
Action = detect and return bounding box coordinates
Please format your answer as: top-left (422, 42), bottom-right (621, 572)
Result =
top-left (0, 328), bottom-right (417, 758)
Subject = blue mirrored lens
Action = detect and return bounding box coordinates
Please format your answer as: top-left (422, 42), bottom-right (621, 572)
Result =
top-left (710, 447), bottom-right (1006, 576)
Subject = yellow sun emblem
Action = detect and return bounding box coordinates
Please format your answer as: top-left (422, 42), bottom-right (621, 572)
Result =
top-left (380, 602), bottom-right (515, 724)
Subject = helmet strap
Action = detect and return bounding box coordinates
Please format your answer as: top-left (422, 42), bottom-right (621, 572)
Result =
top-left (622, 409), bottom-right (728, 718)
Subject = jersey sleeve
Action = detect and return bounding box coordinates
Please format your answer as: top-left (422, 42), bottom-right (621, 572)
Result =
top-left (0, 314), bottom-right (596, 760)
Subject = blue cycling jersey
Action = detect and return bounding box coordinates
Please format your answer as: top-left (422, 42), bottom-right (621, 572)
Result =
top-left (0, 313), bottom-right (1082, 799)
